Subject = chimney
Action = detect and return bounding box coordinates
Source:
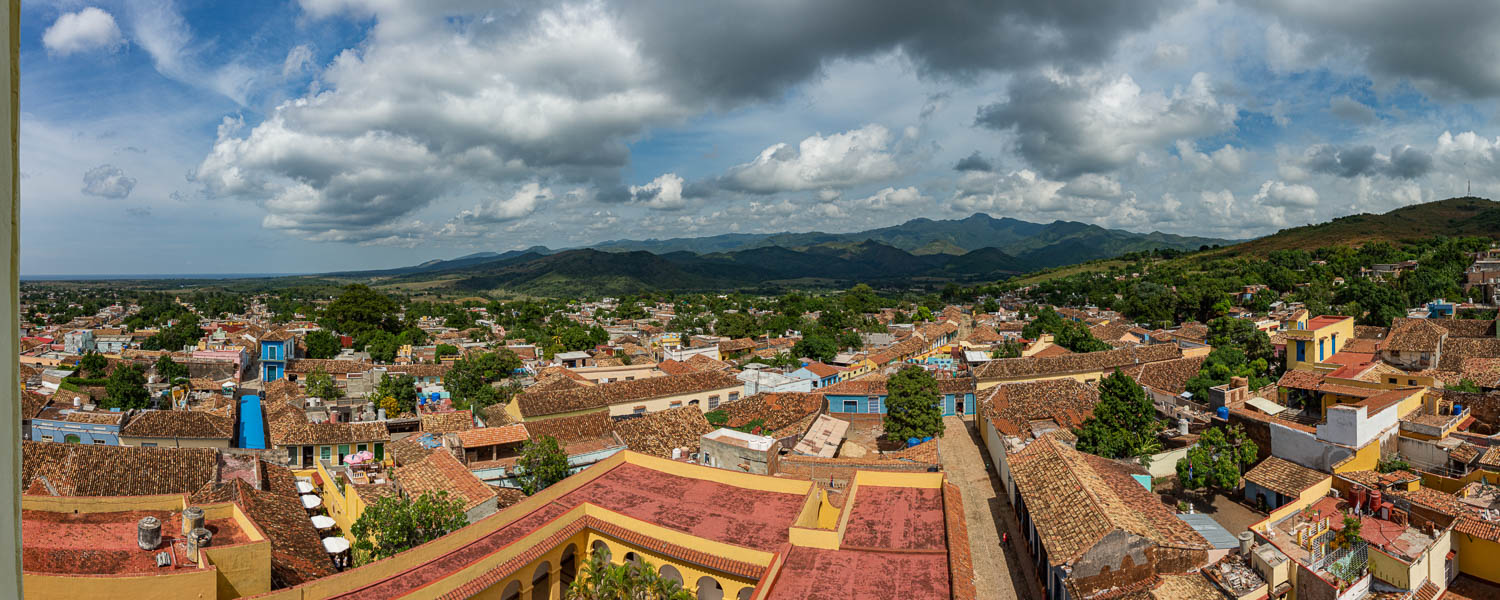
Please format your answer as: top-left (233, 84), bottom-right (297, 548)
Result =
top-left (181, 506), bottom-right (205, 537)
top-left (138, 516), bottom-right (162, 550)
top-left (187, 527), bottom-right (213, 563)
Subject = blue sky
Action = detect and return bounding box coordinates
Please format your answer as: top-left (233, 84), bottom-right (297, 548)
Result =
top-left (21, 0), bottom-right (1500, 274)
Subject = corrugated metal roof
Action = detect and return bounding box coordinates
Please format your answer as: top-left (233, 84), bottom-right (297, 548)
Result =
top-left (1176, 513), bottom-right (1239, 549)
top-left (1246, 396), bottom-right (1288, 415)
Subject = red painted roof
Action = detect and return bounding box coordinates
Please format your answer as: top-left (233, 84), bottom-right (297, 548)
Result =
top-left (765, 546), bottom-right (950, 600)
top-left (22, 508), bottom-right (252, 575)
top-left (841, 486), bottom-right (946, 551)
top-left (1307, 316), bottom-right (1351, 330)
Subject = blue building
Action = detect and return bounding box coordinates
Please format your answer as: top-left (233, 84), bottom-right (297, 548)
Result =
top-left (30, 398), bottom-right (125, 445)
top-left (260, 329), bottom-right (294, 382)
top-left (822, 376), bottom-right (976, 417)
top-left (1242, 456), bottom-right (1327, 512)
top-left (788, 361), bottom-right (841, 389)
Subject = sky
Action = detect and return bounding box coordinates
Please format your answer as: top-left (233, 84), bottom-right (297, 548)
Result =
top-left (21, 0), bottom-right (1500, 275)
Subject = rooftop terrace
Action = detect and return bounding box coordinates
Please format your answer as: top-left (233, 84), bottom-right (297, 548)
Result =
top-left (22, 507), bottom-right (252, 575)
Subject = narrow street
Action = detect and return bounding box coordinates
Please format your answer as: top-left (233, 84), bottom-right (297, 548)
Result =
top-left (938, 415), bottom-right (1044, 600)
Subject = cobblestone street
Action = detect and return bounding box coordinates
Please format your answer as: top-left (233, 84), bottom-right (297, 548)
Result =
top-left (939, 415), bottom-right (1044, 600)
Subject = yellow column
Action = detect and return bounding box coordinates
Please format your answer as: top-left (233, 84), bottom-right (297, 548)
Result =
top-left (550, 566), bottom-right (562, 599)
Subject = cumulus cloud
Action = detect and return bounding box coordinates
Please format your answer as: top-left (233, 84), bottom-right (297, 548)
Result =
top-left (950, 170), bottom-right (1068, 214)
top-left (1297, 144), bottom-right (1432, 179)
top-left (721, 124), bottom-right (906, 194)
top-left (1252, 180), bottom-right (1319, 208)
top-left (1435, 131), bottom-right (1500, 172)
top-left (454, 183), bottom-right (552, 224)
top-left (976, 71), bottom-right (1236, 178)
top-left (851, 186), bottom-right (928, 209)
top-left (81, 164), bottom-right (137, 198)
top-left (629, 173), bottom-right (687, 210)
top-left (43, 7), bottom-right (124, 56)
top-left (1175, 140), bottom-right (1247, 173)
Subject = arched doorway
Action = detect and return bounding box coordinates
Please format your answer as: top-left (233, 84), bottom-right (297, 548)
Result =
top-left (696, 576), bottom-right (724, 600)
top-left (531, 561), bottom-right (551, 600)
top-left (560, 544), bottom-right (579, 588)
top-left (659, 564), bottom-right (683, 586)
top-left (500, 580), bottom-right (522, 600)
top-left (736, 588), bottom-right (753, 600)
top-left (623, 551), bottom-right (642, 568)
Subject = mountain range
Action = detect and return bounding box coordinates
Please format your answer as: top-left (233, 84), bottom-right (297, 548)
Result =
top-left (331, 214), bottom-right (1235, 295)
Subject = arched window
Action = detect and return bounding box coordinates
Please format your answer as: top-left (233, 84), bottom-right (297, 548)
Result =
top-left (658, 564), bottom-right (683, 585)
top-left (590, 540), bottom-right (611, 562)
top-left (560, 544), bottom-right (579, 587)
top-left (500, 580), bottom-right (521, 600)
top-left (696, 576), bottom-right (724, 600)
top-left (531, 561), bottom-right (551, 600)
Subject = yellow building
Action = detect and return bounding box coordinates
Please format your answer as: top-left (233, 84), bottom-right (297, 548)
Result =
top-left (246, 451), bottom-right (971, 600)
top-left (1283, 315), bottom-right (1354, 371)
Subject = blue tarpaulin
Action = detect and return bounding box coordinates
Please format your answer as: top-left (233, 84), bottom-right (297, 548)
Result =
top-left (237, 394), bottom-right (267, 449)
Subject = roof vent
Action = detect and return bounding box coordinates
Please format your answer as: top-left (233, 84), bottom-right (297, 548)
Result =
top-left (187, 527), bottom-right (213, 563)
top-left (137, 516), bottom-right (162, 550)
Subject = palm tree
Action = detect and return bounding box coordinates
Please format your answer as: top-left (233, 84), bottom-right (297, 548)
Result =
top-left (565, 548), bottom-right (693, 600)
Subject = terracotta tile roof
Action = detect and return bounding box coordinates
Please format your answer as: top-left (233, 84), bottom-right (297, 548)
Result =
top-left (1450, 442), bottom-right (1481, 464)
top-left (21, 441), bottom-right (219, 497)
top-left (513, 370), bottom-right (742, 418)
top-left (480, 403), bottom-right (514, 426)
top-left (1173, 322), bottom-right (1210, 343)
top-left (713, 391), bottom-right (824, 433)
top-left (685, 353), bottom-right (734, 371)
top-left (654, 359), bottom-right (697, 376)
top-left (612, 405), bottom-right (713, 458)
top-left (1394, 486), bottom-right (1500, 542)
top-left (1382, 319), bottom-right (1448, 352)
top-left (1354, 325), bottom-right (1389, 340)
top-left (963, 324), bottom-right (1004, 345)
top-left (260, 328), bottom-right (294, 342)
top-left (120, 409), bottom-right (235, 439)
top-left (458, 424), bottom-right (530, 448)
top-left (21, 391), bottom-right (48, 419)
top-left (1119, 356), bottom-right (1205, 396)
top-left (421, 410), bottom-right (474, 434)
top-left (821, 375), bottom-right (975, 396)
top-left (386, 435), bottom-right (442, 467)
top-left (1439, 337), bottom-right (1500, 371)
top-left (980, 379), bottom-right (1099, 438)
top-left (1479, 446), bottom-right (1500, 471)
top-left (1033, 344), bottom-right (1073, 358)
top-left (276, 420), bottom-right (390, 447)
top-left (1090, 322), bottom-right (1134, 343)
top-left (943, 482), bottom-right (977, 600)
top-left (1337, 469), bottom-right (1420, 491)
top-left (800, 361), bottom-right (841, 378)
top-left (974, 345), bottom-right (1182, 380)
top-left (1437, 319), bottom-right (1498, 338)
top-left (191, 478), bottom-right (337, 587)
top-left (521, 410), bottom-right (615, 443)
top-left (717, 338), bottom-right (756, 354)
top-left (1243, 456), bottom-right (1327, 498)
top-left (286, 358), bottom-right (370, 375)
top-left (1460, 358), bottom-right (1500, 387)
top-left (385, 363), bottom-right (452, 378)
top-left (1148, 573), bottom-right (1224, 600)
top-left (396, 450), bottom-right (496, 512)
top-left (1007, 436), bottom-right (1209, 565)
top-left (1277, 369), bottom-right (1325, 391)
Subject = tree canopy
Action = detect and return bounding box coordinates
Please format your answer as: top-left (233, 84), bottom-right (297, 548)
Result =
top-left (154, 354), bottom-right (189, 383)
top-left (447, 350), bottom-right (522, 410)
top-left (323, 284), bottom-right (400, 334)
top-left (883, 366), bottom-right (944, 442)
top-left (1074, 370), bottom-right (1160, 460)
top-left (374, 373), bottom-right (418, 416)
top-left (566, 546), bottom-right (693, 600)
top-left (102, 364), bottom-right (150, 410)
top-left (517, 435), bottom-right (570, 495)
top-left (350, 491), bottom-right (469, 565)
top-left (78, 352), bottom-right (108, 379)
top-left (1175, 425), bottom-right (1258, 492)
top-left (303, 330), bottom-right (342, 359)
top-left (305, 368), bottom-right (341, 401)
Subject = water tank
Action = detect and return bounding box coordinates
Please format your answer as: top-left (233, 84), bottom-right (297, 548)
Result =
top-left (1215, 406), bottom-right (1229, 420)
top-left (907, 437), bottom-right (920, 448)
top-left (1237, 531), bottom-right (1254, 555)
top-left (1454, 404), bottom-right (1464, 415)
top-left (181, 506), bottom-right (205, 537)
top-left (377, 408), bottom-right (387, 421)
top-left (1369, 489), bottom-right (1383, 513)
top-left (137, 516), bottom-right (162, 550)
top-left (1177, 417), bottom-right (1190, 436)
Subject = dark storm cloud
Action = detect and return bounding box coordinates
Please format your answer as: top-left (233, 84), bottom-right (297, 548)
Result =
top-left (614, 0), bottom-right (1184, 103)
top-left (954, 151), bottom-right (994, 172)
top-left (1300, 144), bottom-right (1432, 179)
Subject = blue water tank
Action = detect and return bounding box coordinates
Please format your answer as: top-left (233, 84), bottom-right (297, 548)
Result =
top-left (907, 437), bottom-right (920, 448)
top-left (922, 436), bottom-right (933, 444)
top-left (430, 392), bottom-right (441, 401)
top-left (1454, 404), bottom-right (1464, 415)
top-left (1216, 406), bottom-right (1229, 420)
